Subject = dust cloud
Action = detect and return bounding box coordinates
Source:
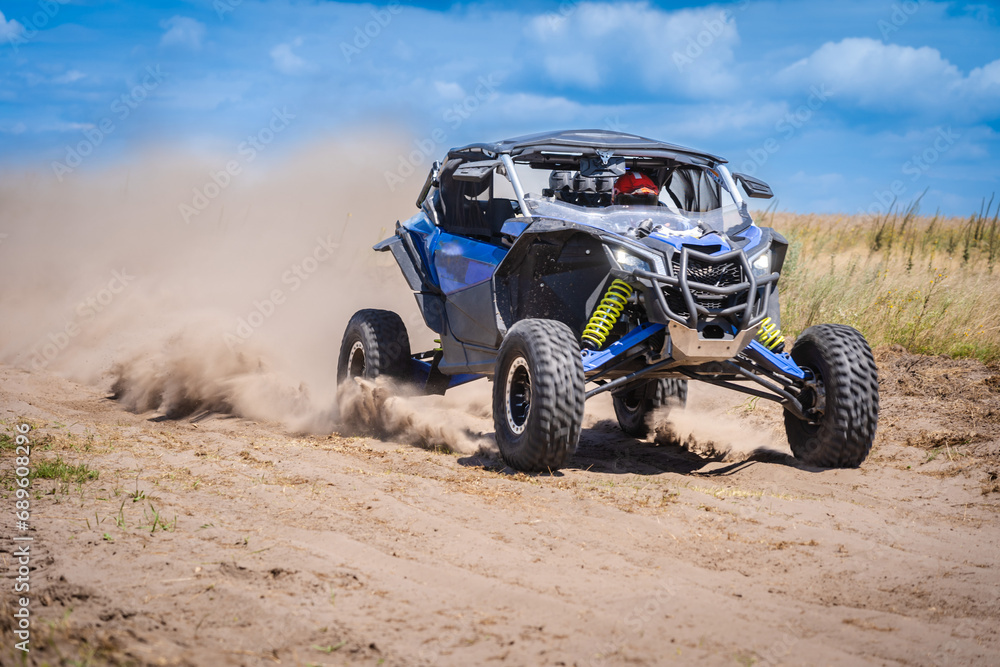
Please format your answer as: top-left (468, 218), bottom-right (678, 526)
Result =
top-left (0, 133), bottom-right (448, 434)
top-left (650, 384), bottom-right (788, 461)
top-left (337, 377), bottom-right (496, 455)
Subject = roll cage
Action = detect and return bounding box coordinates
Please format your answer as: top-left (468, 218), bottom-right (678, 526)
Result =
top-left (415, 130), bottom-right (765, 246)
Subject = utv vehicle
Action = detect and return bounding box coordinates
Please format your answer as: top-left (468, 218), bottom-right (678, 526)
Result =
top-left (339, 130), bottom-right (879, 472)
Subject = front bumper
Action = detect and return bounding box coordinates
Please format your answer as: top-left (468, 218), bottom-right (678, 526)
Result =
top-left (633, 245), bottom-right (779, 335)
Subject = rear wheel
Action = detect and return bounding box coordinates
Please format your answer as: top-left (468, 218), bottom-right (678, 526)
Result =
top-left (783, 324), bottom-right (879, 467)
top-left (493, 319), bottom-right (585, 472)
top-left (337, 309), bottom-right (411, 384)
top-left (612, 379), bottom-right (688, 437)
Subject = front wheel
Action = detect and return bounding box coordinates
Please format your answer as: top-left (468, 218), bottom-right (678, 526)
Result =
top-left (784, 324), bottom-right (879, 468)
top-left (493, 319), bottom-right (585, 472)
top-left (612, 378), bottom-right (688, 437)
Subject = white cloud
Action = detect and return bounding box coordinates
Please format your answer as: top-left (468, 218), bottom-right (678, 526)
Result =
top-left (433, 81), bottom-right (465, 99)
top-left (526, 2), bottom-right (741, 97)
top-left (392, 41), bottom-right (414, 61)
top-left (53, 70), bottom-right (85, 84)
top-left (493, 92), bottom-right (586, 121)
top-left (967, 59), bottom-right (1000, 97)
top-left (43, 122), bottom-right (96, 132)
top-left (779, 38), bottom-right (1000, 120)
top-left (0, 10), bottom-right (22, 40)
top-left (660, 100), bottom-right (790, 139)
top-left (270, 37), bottom-right (309, 75)
top-left (540, 52), bottom-right (601, 88)
top-left (160, 16), bottom-right (206, 50)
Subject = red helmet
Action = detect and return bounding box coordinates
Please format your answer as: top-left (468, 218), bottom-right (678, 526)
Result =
top-left (613, 171), bottom-right (658, 205)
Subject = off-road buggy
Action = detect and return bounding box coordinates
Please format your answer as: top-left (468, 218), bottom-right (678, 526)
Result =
top-left (339, 130), bottom-right (879, 472)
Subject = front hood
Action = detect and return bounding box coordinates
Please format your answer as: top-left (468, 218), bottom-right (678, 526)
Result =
top-left (645, 223), bottom-right (764, 258)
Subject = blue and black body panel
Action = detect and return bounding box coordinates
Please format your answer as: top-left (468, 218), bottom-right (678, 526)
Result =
top-left (376, 212), bottom-right (509, 378)
top-left (378, 213), bottom-right (629, 378)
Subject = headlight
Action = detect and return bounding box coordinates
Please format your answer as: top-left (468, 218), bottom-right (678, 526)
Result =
top-left (751, 252), bottom-right (771, 278)
top-left (615, 248), bottom-right (650, 273)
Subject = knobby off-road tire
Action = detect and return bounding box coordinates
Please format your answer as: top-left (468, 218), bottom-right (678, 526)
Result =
top-left (337, 309), bottom-right (411, 384)
top-left (612, 379), bottom-right (688, 437)
top-left (783, 324), bottom-right (879, 468)
top-left (493, 319), bottom-right (585, 472)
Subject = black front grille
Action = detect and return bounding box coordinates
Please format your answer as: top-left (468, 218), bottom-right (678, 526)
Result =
top-left (667, 256), bottom-right (748, 317)
top-left (665, 291), bottom-right (691, 317)
top-left (683, 259), bottom-right (742, 290)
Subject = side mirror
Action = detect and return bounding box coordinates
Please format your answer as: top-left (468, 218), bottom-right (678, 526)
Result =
top-left (732, 172), bottom-right (774, 199)
top-left (416, 160), bottom-right (442, 208)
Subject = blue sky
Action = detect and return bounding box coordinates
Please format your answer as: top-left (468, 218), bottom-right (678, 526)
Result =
top-left (1, 0), bottom-right (998, 215)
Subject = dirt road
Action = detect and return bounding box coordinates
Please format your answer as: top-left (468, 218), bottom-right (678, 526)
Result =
top-left (2, 346), bottom-right (998, 666)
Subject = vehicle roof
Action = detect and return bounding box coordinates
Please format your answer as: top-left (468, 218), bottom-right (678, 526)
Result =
top-left (448, 129), bottom-right (726, 165)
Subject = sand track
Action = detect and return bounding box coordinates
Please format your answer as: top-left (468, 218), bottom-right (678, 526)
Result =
top-left (2, 346), bottom-right (998, 666)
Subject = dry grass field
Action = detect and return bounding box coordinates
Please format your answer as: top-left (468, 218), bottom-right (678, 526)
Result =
top-left (763, 198), bottom-right (1000, 363)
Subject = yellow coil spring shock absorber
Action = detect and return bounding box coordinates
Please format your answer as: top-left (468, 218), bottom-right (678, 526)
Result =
top-left (582, 279), bottom-right (634, 349)
top-left (756, 317), bottom-right (785, 351)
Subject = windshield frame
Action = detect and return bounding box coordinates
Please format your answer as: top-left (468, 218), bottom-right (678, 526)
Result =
top-left (504, 158), bottom-right (744, 209)
top-left (501, 158), bottom-right (748, 236)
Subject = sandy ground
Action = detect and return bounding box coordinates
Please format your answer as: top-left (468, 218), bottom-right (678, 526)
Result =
top-left (1, 346), bottom-right (998, 666)
top-left (1, 145), bottom-right (998, 664)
